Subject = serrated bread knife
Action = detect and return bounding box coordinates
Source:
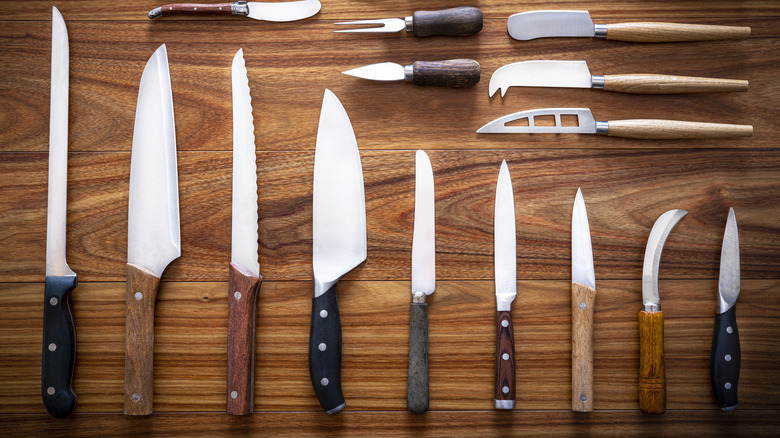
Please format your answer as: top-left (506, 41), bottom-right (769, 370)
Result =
top-left (571, 188), bottom-right (596, 412)
top-left (149, 0), bottom-right (321, 20)
top-left (342, 59), bottom-right (480, 88)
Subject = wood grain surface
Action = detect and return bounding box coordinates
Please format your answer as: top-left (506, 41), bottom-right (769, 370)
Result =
top-left (0, 0), bottom-right (779, 435)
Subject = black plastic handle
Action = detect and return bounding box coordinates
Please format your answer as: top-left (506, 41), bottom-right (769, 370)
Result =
top-left (711, 305), bottom-right (740, 411)
top-left (407, 301), bottom-right (429, 413)
top-left (41, 274), bottom-right (78, 418)
top-left (412, 7), bottom-right (483, 37)
top-left (309, 283), bottom-right (345, 414)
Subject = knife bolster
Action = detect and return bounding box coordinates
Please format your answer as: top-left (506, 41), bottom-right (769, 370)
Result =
top-left (638, 310), bottom-right (666, 414)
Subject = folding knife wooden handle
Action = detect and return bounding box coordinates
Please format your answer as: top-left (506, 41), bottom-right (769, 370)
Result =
top-left (639, 310), bottom-right (665, 414)
top-left (124, 263), bottom-right (160, 416)
top-left (407, 300), bottom-right (429, 413)
top-left (309, 283), bottom-right (345, 414)
top-left (149, 3), bottom-right (237, 19)
top-left (411, 7), bottom-right (483, 37)
top-left (605, 22), bottom-right (751, 42)
top-left (41, 274), bottom-right (78, 418)
top-left (226, 262), bottom-right (262, 415)
top-left (494, 310), bottom-right (515, 409)
top-left (572, 283), bottom-right (596, 412)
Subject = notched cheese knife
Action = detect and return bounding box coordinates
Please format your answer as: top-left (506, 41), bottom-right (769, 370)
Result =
top-left (335, 7), bottom-right (482, 37)
top-left (342, 59), bottom-right (480, 88)
top-left (571, 188), bottom-right (596, 412)
top-left (149, 0), bottom-right (321, 21)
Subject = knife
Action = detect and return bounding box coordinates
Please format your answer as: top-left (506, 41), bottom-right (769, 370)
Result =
top-left (124, 44), bottom-right (181, 416)
top-left (493, 160), bottom-right (516, 410)
top-left (477, 108), bottom-right (753, 140)
top-left (507, 10), bottom-right (751, 42)
top-left (42, 6), bottom-right (77, 419)
top-left (711, 207), bottom-right (741, 411)
top-left (408, 150), bottom-right (436, 414)
top-left (309, 89), bottom-right (367, 415)
top-left (334, 6), bottom-right (482, 37)
top-left (639, 209), bottom-right (687, 415)
top-left (489, 61), bottom-right (749, 97)
top-left (571, 188), bottom-right (596, 412)
top-left (226, 48), bottom-right (262, 416)
top-left (148, 0), bottom-right (321, 20)
top-left (342, 60), bottom-right (480, 88)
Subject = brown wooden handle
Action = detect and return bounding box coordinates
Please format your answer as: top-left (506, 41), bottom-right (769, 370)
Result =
top-left (226, 262), bottom-right (262, 415)
top-left (411, 7), bottom-right (483, 37)
top-left (639, 310), bottom-right (665, 414)
top-left (411, 59), bottom-right (480, 87)
top-left (149, 3), bottom-right (236, 19)
top-left (603, 74), bottom-right (748, 94)
top-left (606, 22), bottom-right (751, 42)
top-left (606, 120), bottom-right (753, 139)
top-left (494, 310), bottom-right (515, 409)
top-left (124, 263), bottom-right (161, 416)
top-left (572, 283), bottom-right (596, 412)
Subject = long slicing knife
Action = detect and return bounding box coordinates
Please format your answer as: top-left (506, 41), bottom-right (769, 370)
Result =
top-left (42, 6), bottom-right (78, 419)
top-left (571, 188), bottom-right (596, 412)
top-left (639, 209), bottom-right (687, 415)
top-left (226, 48), bottom-right (262, 416)
top-left (309, 89), bottom-right (367, 415)
top-left (711, 208), bottom-right (741, 411)
top-left (493, 160), bottom-right (516, 410)
top-left (124, 44), bottom-right (180, 416)
top-left (148, 0), bottom-right (321, 21)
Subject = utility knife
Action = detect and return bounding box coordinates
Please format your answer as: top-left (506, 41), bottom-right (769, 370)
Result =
top-left (571, 188), bottom-right (596, 412)
top-left (149, 0), bottom-right (321, 21)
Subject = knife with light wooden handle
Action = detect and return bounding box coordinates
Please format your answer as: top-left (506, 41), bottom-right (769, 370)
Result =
top-left (571, 188), bottom-right (596, 412)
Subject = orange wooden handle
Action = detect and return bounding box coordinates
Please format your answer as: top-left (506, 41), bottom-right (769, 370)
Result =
top-left (606, 22), bottom-right (751, 42)
top-left (572, 283), bottom-right (596, 412)
top-left (639, 310), bottom-right (665, 414)
top-left (226, 263), bottom-right (262, 415)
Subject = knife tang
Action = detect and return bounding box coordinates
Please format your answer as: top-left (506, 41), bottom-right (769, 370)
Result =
top-left (604, 22), bottom-right (751, 42)
top-left (309, 283), bottom-right (345, 414)
top-left (638, 310), bottom-right (665, 414)
top-left (602, 74), bottom-right (748, 94)
top-left (711, 305), bottom-right (740, 410)
top-left (571, 282), bottom-right (595, 412)
top-left (494, 310), bottom-right (515, 409)
top-left (407, 297), bottom-right (429, 413)
top-left (411, 7), bottom-right (483, 37)
top-left (41, 275), bottom-right (78, 418)
top-left (604, 120), bottom-right (753, 139)
top-left (149, 3), bottom-right (240, 19)
top-left (411, 59), bottom-right (480, 87)
top-left (226, 262), bottom-right (262, 415)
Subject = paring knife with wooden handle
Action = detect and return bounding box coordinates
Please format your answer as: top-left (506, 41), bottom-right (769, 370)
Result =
top-left (148, 0), bottom-right (321, 21)
top-left (342, 59), bottom-right (480, 88)
top-left (571, 188), bottom-right (595, 412)
top-left (334, 7), bottom-right (482, 37)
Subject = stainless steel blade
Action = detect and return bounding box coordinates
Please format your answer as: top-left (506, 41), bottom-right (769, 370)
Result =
top-left (507, 10), bottom-right (595, 40)
top-left (489, 61), bottom-right (593, 97)
top-left (477, 108), bottom-right (597, 134)
top-left (494, 160), bottom-right (517, 311)
top-left (718, 208), bottom-right (740, 313)
top-left (312, 89), bottom-right (367, 296)
top-left (247, 0), bottom-right (321, 21)
top-left (572, 188), bottom-right (595, 290)
top-left (642, 209), bottom-right (687, 310)
top-left (342, 62), bottom-right (405, 82)
top-left (411, 150), bottom-right (436, 297)
top-left (127, 44), bottom-right (181, 277)
top-left (334, 18), bottom-right (407, 33)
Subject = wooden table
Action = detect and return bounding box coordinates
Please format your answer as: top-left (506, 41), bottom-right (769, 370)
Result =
top-left (1, 0), bottom-right (778, 435)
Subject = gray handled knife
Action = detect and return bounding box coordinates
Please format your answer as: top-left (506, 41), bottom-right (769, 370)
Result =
top-left (571, 188), bottom-right (596, 412)
top-left (149, 0), bottom-right (321, 21)
top-left (342, 59), bottom-right (480, 88)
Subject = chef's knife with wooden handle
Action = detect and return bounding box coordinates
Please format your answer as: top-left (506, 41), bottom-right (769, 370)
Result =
top-left (149, 0), bottom-right (321, 21)
top-left (335, 7), bottom-right (482, 37)
top-left (342, 59), bottom-right (480, 88)
top-left (571, 188), bottom-right (596, 412)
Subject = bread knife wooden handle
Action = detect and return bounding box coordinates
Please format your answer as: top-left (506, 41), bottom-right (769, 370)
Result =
top-left (226, 262), bottom-right (262, 415)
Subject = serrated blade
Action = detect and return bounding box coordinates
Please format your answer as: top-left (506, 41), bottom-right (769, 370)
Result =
top-left (342, 62), bottom-right (405, 82)
top-left (507, 10), bottom-right (595, 40)
top-left (642, 209), bottom-right (687, 309)
top-left (718, 208), bottom-right (740, 313)
top-left (247, 0), bottom-right (321, 21)
top-left (489, 61), bottom-right (593, 97)
top-left (494, 160), bottom-right (516, 311)
top-left (412, 150), bottom-right (435, 296)
top-left (477, 108), bottom-right (597, 134)
top-left (572, 188), bottom-right (595, 290)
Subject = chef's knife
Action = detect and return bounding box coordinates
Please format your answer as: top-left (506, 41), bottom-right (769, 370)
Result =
top-left (309, 89), bottom-right (367, 415)
top-left (711, 208), bottom-right (741, 411)
top-left (149, 0), bottom-right (321, 20)
top-left (493, 160), bottom-right (516, 410)
top-left (489, 61), bottom-right (749, 97)
top-left (639, 209), bottom-right (687, 415)
top-left (477, 108), bottom-right (753, 140)
top-left (507, 10), bottom-right (751, 42)
top-left (342, 60), bottom-right (480, 88)
top-left (226, 48), bottom-right (262, 416)
top-left (334, 6), bottom-right (482, 37)
top-left (124, 44), bottom-right (180, 416)
top-left (571, 188), bottom-right (596, 412)
top-left (42, 6), bottom-right (77, 419)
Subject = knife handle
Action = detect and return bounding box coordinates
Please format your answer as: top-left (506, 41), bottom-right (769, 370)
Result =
top-left (571, 283), bottom-right (595, 412)
top-left (605, 22), bottom-right (751, 42)
top-left (638, 310), bottom-right (665, 415)
top-left (309, 283), bottom-right (345, 414)
top-left (124, 263), bottom-right (161, 416)
top-left (411, 7), bottom-right (483, 37)
top-left (226, 262), bottom-right (262, 415)
top-left (148, 3), bottom-right (238, 19)
top-left (411, 59), bottom-right (480, 88)
top-left (407, 300), bottom-right (429, 413)
top-left (41, 275), bottom-right (78, 418)
top-left (602, 75), bottom-right (748, 94)
top-left (711, 305), bottom-right (740, 411)
top-left (494, 310), bottom-right (515, 410)
top-left (604, 120), bottom-right (753, 139)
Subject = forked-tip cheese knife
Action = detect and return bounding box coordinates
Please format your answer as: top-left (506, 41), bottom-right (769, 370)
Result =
top-left (42, 6), bottom-right (78, 419)
top-left (334, 7), bottom-right (482, 37)
top-left (124, 44), bottom-right (181, 416)
top-left (342, 60), bottom-right (480, 88)
top-left (711, 207), bottom-right (741, 411)
top-left (309, 89), bottom-right (367, 415)
top-left (226, 48), bottom-right (262, 416)
top-left (571, 188), bottom-right (596, 412)
top-left (149, 0), bottom-right (321, 21)
top-left (639, 209), bottom-right (687, 415)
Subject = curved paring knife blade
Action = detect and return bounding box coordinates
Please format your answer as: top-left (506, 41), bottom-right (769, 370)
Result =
top-left (149, 0), bottom-right (321, 21)
top-left (342, 59), bottom-right (480, 88)
top-left (571, 188), bottom-right (595, 412)
top-left (494, 160), bottom-right (516, 410)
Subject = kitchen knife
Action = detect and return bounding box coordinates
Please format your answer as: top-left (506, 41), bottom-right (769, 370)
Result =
top-left (477, 108), bottom-right (753, 140)
top-left (711, 208), bottom-right (741, 411)
top-left (507, 10), bottom-right (751, 42)
top-left (42, 6), bottom-right (78, 419)
top-left (408, 150), bottom-right (436, 414)
top-left (334, 6), bottom-right (482, 37)
top-left (493, 160), bottom-right (516, 410)
top-left (226, 48), bottom-right (262, 416)
top-left (148, 0), bottom-right (321, 21)
top-left (309, 89), bottom-right (367, 415)
top-left (342, 60), bottom-right (480, 88)
top-left (639, 209), bottom-right (687, 415)
top-left (489, 61), bottom-right (749, 97)
top-left (124, 44), bottom-right (180, 416)
top-left (571, 188), bottom-right (596, 412)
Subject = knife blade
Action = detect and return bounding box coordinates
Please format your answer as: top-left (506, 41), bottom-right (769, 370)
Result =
top-left (507, 10), bottom-right (751, 42)
top-left (639, 209), bottom-right (687, 415)
top-left (571, 188), bottom-right (595, 412)
top-left (148, 0), bottom-right (321, 21)
top-left (494, 160), bottom-right (516, 410)
top-left (408, 149), bottom-right (436, 414)
top-left (124, 44), bottom-right (180, 416)
top-left (342, 59), bottom-right (480, 88)
top-left (309, 89), bottom-right (367, 415)
top-left (42, 6), bottom-right (78, 419)
top-left (711, 207), bottom-right (741, 411)
top-left (226, 48), bottom-right (262, 416)
top-left (489, 61), bottom-right (749, 97)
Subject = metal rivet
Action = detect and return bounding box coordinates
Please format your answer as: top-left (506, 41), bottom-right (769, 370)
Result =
top-left (132, 393), bottom-right (140, 401)
top-left (320, 310), bottom-right (328, 318)
top-left (726, 326), bottom-right (733, 334)
top-left (49, 297), bottom-right (58, 306)
top-left (135, 292), bottom-right (143, 300)
top-left (193, 7), bottom-right (197, 10)
top-left (502, 353), bottom-right (509, 361)
top-left (318, 343), bottom-right (327, 352)
top-left (321, 378), bottom-right (329, 386)
top-left (219, 6), bottom-right (223, 10)
top-left (579, 302), bottom-right (587, 309)
top-left (725, 354), bottom-right (732, 362)
top-left (48, 343), bottom-right (57, 352)
top-left (47, 387), bottom-right (55, 395)
top-left (234, 291), bottom-right (241, 300)
top-left (580, 395), bottom-right (587, 401)
top-left (501, 320), bottom-right (509, 328)
top-left (502, 386), bottom-right (509, 394)
top-left (725, 382), bottom-right (732, 390)
top-left (231, 391), bottom-right (238, 399)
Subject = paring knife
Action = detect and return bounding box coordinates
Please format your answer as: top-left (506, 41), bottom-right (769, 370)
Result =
top-left (309, 89), bottom-right (367, 415)
top-left (342, 60), bottom-right (480, 88)
top-left (42, 6), bottom-right (78, 419)
top-left (124, 44), bottom-right (181, 416)
top-left (639, 209), bottom-right (687, 415)
top-left (334, 7), bottom-right (482, 37)
top-left (507, 10), bottom-right (751, 42)
top-left (489, 61), bottom-right (749, 97)
top-left (408, 150), bottom-right (436, 414)
top-left (711, 208), bottom-right (741, 411)
top-left (477, 108), bottom-right (753, 140)
top-left (493, 160), bottom-right (516, 410)
top-left (226, 48), bottom-right (262, 416)
top-left (148, 0), bottom-right (321, 21)
top-left (571, 188), bottom-right (596, 412)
